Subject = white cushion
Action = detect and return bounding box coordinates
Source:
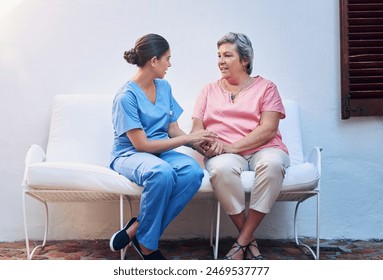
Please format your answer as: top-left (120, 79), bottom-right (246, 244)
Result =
top-left (27, 162), bottom-right (142, 195)
top-left (46, 95), bottom-right (115, 165)
top-left (27, 161), bottom-right (213, 194)
top-left (279, 100), bottom-right (304, 165)
top-left (199, 170), bottom-right (213, 192)
top-left (282, 163), bottom-right (320, 191)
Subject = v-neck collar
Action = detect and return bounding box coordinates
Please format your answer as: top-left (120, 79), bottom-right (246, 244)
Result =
top-left (130, 80), bottom-right (158, 105)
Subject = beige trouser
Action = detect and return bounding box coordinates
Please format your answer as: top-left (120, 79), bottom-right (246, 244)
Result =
top-left (205, 148), bottom-right (290, 215)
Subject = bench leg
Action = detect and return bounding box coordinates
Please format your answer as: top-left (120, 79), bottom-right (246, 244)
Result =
top-left (294, 193), bottom-right (320, 260)
top-left (23, 191), bottom-right (49, 260)
top-left (209, 200), bottom-right (220, 260)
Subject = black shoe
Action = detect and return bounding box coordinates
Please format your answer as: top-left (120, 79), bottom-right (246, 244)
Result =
top-left (109, 217), bottom-right (137, 252)
top-left (245, 239), bottom-right (264, 260)
top-left (132, 237), bottom-right (166, 260)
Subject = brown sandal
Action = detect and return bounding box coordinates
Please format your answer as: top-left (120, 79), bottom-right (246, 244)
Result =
top-left (245, 239), bottom-right (264, 260)
top-left (223, 241), bottom-right (247, 260)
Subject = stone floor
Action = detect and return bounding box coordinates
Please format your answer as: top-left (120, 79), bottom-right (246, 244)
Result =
top-left (1, 238), bottom-right (382, 260)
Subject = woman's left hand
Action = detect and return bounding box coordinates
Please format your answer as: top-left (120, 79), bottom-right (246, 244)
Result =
top-left (203, 141), bottom-right (224, 158)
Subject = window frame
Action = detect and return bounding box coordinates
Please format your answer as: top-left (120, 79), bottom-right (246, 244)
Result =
top-left (340, 0), bottom-right (383, 119)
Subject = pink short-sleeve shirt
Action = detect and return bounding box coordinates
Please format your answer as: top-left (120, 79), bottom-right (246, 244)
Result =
top-left (192, 76), bottom-right (288, 155)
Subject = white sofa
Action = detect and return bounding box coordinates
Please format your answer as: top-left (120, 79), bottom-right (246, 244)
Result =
top-left (22, 94), bottom-right (321, 259)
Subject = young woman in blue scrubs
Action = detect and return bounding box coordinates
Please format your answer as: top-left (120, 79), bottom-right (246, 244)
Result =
top-left (109, 34), bottom-right (216, 260)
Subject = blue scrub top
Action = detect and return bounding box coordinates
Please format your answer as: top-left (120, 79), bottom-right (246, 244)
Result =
top-left (110, 79), bottom-right (183, 165)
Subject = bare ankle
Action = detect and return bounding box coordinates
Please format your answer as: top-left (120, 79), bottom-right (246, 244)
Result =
top-left (140, 243), bottom-right (154, 256)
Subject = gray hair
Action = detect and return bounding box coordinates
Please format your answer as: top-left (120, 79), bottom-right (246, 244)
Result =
top-left (217, 32), bottom-right (254, 75)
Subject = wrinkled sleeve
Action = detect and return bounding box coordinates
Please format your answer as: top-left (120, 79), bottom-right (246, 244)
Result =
top-left (262, 82), bottom-right (286, 119)
top-left (112, 92), bottom-right (143, 137)
top-left (192, 86), bottom-right (208, 120)
top-left (169, 93), bottom-right (183, 123)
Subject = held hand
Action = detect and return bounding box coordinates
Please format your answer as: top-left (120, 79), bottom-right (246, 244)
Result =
top-left (187, 130), bottom-right (217, 145)
top-left (203, 141), bottom-right (224, 158)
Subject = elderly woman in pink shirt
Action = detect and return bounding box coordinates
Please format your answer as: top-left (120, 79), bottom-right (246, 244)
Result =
top-left (191, 32), bottom-right (290, 260)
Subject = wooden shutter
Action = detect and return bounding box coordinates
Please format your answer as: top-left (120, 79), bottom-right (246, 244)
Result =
top-left (340, 0), bottom-right (383, 119)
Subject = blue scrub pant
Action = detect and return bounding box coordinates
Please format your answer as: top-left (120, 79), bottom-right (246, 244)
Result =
top-left (111, 150), bottom-right (203, 251)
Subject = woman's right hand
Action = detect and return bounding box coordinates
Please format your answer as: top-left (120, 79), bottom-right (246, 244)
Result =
top-left (186, 130), bottom-right (217, 145)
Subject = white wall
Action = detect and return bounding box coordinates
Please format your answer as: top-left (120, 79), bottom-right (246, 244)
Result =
top-left (1, 0), bottom-right (382, 242)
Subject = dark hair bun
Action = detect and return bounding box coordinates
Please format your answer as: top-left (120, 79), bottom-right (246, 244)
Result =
top-left (124, 48), bottom-right (138, 65)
